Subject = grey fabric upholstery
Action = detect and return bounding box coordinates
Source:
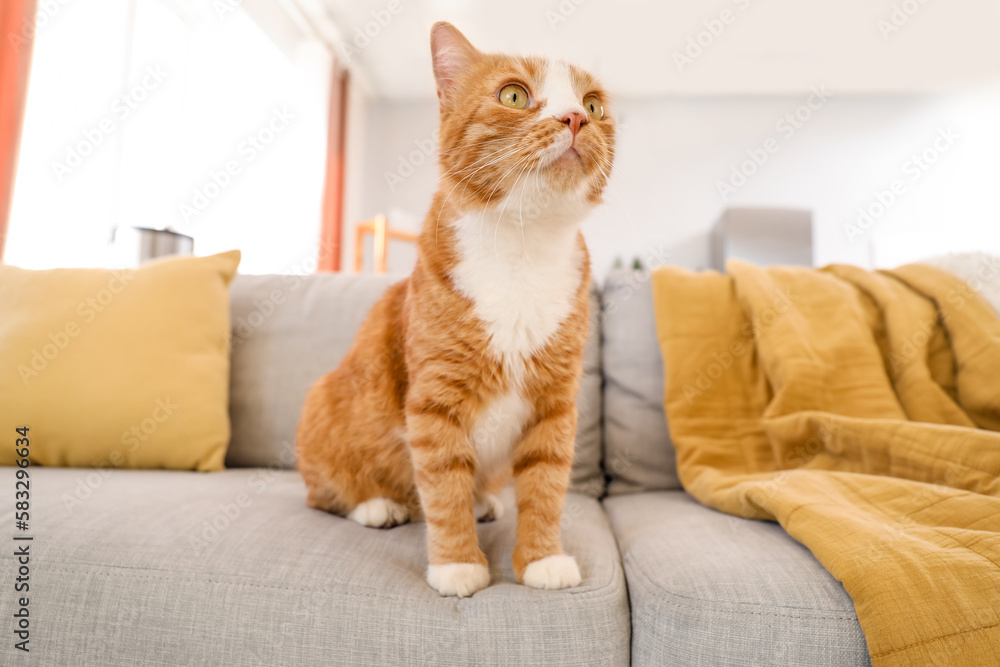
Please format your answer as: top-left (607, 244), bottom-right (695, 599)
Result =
top-left (601, 271), bottom-right (679, 494)
top-left (228, 274), bottom-right (606, 497)
top-left (227, 272), bottom-right (400, 470)
top-left (0, 468), bottom-right (629, 667)
top-left (603, 491), bottom-right (870, 667)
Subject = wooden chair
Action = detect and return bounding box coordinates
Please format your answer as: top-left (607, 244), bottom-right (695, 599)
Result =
top-left (353, 215), bottom-right (418, 273)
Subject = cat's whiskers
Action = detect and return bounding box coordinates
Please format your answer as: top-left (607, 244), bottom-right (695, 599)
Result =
top-left (436, 138), bottom-right (533, 243)
top-left (482, 152), bottom-right (533, 212)
top-left (440, 141), bottom-right (519, 178)
top-left (460, 148), bottom-right (526, 204)
top-left (496, 159), bottom-right (532, 256)
top-left (441, 151), bottom-right (518, 185)
top-left (484, 124), bottom-right (531, 131)
top-left (517, 164), bottom-right (539, 262)
top-left (436, 146), bottom-right (524, 243)
top-left (442, 144), bottom-right (523, 190)
top-left (439, 136), bottom-right (517, 155)
top-left (479, 152), bottom-right (532, 241)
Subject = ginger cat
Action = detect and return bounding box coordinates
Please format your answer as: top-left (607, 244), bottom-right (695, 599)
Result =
top-left (296, 22), bottom-right (615, 597)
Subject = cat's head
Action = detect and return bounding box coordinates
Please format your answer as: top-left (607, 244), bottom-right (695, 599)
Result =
top-left (430, 22), bottom-right (615, 215)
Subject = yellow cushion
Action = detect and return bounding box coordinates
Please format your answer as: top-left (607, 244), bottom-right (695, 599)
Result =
top-left (0, 250), bottom-right (241, 471)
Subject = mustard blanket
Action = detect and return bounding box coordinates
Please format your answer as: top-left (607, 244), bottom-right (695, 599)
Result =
top-left (652, 260), bottom-right (1000, 666)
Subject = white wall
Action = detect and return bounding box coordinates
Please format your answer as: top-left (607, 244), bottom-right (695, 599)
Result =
top-left (5, 1), bottom-right (331, 273)
top-left (350, 89), bottom-right (1000, 280)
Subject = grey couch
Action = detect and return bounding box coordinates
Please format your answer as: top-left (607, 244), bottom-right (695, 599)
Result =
top-left (0, 269), bottom-right (874, 667)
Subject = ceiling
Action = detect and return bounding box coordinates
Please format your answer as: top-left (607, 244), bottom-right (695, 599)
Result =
top-left (298, 0), bottom-right (1000, 99)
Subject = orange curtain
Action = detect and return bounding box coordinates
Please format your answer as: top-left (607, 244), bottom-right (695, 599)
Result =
top-left (0, 0), bottom-right (37, 261)
top-left (317, 60), bottom-right (349, 272)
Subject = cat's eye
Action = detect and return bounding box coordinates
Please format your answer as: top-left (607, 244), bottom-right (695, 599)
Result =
top-left (583, 94), bottom-right (604, 120)
top-left (498, 84), bottom-right (529, 109)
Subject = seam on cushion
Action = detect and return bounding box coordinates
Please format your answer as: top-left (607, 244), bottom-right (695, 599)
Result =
top-left (576, 541), bottom-right (629, 597)
top-left (872, 621), bottom-right (1000, 659)
top-left (649, 591), bottom-right (858, 622)
top-left (622, 552), bottom-right (858, 619)
top-left (20, 563), bottom-right (628, 606)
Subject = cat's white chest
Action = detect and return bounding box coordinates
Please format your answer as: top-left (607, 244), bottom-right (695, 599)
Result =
top-left (449, 211), bottom-right (584, 368)
top-left (471, 389), bottom-right (532, 477)
top-left (450, 206), bottom-right (586, 474)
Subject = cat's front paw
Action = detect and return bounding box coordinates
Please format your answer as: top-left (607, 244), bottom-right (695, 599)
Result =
top-left (346, 498), bottom-right (410, 528)
top-left (522, 555), bottom-right (581, 590)
top-left (426, 563), bottom-right (490, 597)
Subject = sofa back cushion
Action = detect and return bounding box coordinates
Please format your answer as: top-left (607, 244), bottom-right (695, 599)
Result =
top-left (602, 270), bottom-right (681, 494)
top-left (228, 273), bottom-right (605, 497)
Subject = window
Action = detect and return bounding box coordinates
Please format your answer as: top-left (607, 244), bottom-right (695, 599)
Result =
top-left (6, 0), bottom-right (331, 273)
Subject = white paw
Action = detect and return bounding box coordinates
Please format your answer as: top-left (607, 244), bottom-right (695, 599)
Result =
top-left (474, 493), bottom-right (505, 522)
top-left (522, 554), bottom-right (581, 590)
top-left (347, 498), bottom-right (409, 528)
top-left (426, 563), bottom-right (490, 597)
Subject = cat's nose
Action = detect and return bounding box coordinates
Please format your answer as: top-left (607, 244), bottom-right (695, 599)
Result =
top-left (559, 111), bottom-right (588, 139)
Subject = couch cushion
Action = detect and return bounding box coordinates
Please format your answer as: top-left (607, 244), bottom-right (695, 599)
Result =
top-left (603, 491), bottom-right (870, 667)
top-left (228, 274), bottom-right (605, 497)
top-left (0, 250), bottom-right (240, 471)
top-left (601, 271), bottom-right (679, 494)
top-left (227, 273), bottom-right (398, 469)
top-left (0, 467), bottom-right (629, 666)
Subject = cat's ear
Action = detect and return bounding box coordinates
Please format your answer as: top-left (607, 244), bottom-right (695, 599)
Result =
top-left (430, 22), bottom-right (480, 108)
